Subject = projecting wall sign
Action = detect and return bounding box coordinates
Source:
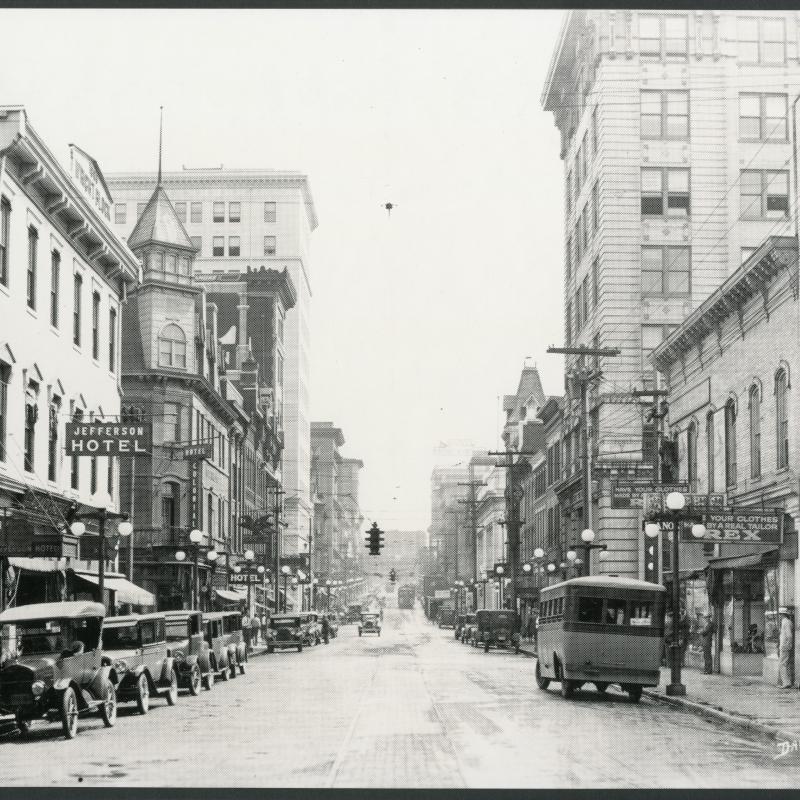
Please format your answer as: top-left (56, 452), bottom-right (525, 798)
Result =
top-left (65, 422), bottom-right (152, 456)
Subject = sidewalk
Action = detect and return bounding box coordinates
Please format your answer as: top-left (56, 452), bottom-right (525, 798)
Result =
top-left (518, 642), bottom-right (800, 743)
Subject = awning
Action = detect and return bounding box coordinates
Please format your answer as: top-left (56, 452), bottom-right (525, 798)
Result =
top-left (707, 549), bottom-right (779, 571)
top-left (215, 588), bottom-right (246, 602)
top-left (72, 572), bottom-right (155, 606)
top-left (8, 557), bottom-right (64, 573)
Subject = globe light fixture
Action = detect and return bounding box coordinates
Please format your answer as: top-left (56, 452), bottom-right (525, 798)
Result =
top-left (644, 522), bottom-right (660, 538)
top-left (257, 565), bottom-right (265, 575)
top-left (281, 565), bottom-right (291, 576)
top-left (581, 528), bottom-right (595, 543)
top-left (599, 549), bottom-right (609, 561)
top-left (117, 520), bottom-right (133, 536)
top-left (70, 521), bottom-right (86, 537)
top-left (665, 491), bottom-right (686, 511)
top-left (522, 563), bottom-right (532, 573)
top-left (175, 550), bottom-right (187, 562)
top-left (534, 547), bottom-right (545, 559)
top-left (574, 557), bottom-right (583, 566)
top-left (207, 549), bottom-right (218, 562)
top-left (547, 563), bottom-right (556, 573)
top-left (233, 565), bottom-right (241, 574)
top-left (566, 549), bottom-right (577, 561)
top-left (560, 561), bottom-right (566, 569)
top-left (691, 523), bottom-right (707, 539)
top-left (245, 549), bottom-right (255, 562)
top-left (189, 528), bottom-right (203, 544)
top-left (495, 565), bottom-right (505, 576)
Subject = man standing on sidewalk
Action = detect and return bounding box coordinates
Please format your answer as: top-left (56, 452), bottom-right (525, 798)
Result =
top-left (700, 613), bottom-right (714, 674)
top-left (778, 607), bottom-right (794, 689)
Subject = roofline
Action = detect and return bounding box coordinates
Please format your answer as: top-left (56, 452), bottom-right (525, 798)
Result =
top-left (68, 142), bottom-right (113, 203)
top-left (541, 10), bottom-right (573, 110)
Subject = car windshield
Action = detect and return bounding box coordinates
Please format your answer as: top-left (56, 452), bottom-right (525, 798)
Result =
top-left (2, 620), bottom-right (68, 657)
top-left (271, 617), bottom-right (300, 628)
top-left (103, 624), bottom-right (139, 650)
top-left (165, 620), bottom-right (190, 641)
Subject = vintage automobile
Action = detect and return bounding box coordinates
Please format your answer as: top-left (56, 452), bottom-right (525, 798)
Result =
top-left (103, 613), bottom-right (179, 713)
top-left (164, 610), bottom-right (213, 694)
top-left (454, 614), bottom-right (467, 640)
top-left (459, 613), bottom-right (477, 644)
top-left (203, 612), bottom-right (246, 679)
top-left (0, 601), bottom-right (117, 739)
top-left (437, 607), bottom-right (456, 629)
top-left (344, 604), bottom-right (363, 625)
top-left (472, 609), bottom-right (522, 653)
top-left (358, 613), bottom-right (381, 637)
top-left (268, 614), bottom-right (304, 652)
top-left (299, 612), bottom-right (322, 646)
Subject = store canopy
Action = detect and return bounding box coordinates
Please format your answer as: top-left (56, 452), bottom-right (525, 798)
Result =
top-left (8, 557), bottom-right (64, 573)
top-left (706, 549), bottom-right (779, 571)
top-left (215, 588), bottom-right (246, 602)
top-left (72, 572), bottom-right (155, 607)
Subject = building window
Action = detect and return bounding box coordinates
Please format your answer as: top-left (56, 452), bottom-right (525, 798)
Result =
top-left (218, 496), bottom-right (224, 539)
top-left (706, 411), bottom-right (715, 493)
top-left (228, 236), bottom-right (240, 257)
top-left (565, 300), bottom-right (572, 346)
top-left (592, 257), bottom-right (599, 309)
top-left (740, 170), bottom-right (789, 219)
top-left (776, 369), bottom-right (789, 469)
top-left (92, 291), bottom-right (100, 361)
top-left (213, 202), bottom-right (225, 223)
top-left (641, 90), bottom-right (689, 140)
top-left (114, 204), bottom-right (127, 225)
top-left (174, 202), bottom-right (187, 224)
top-left (73, 273), bottom-right (82, 346)
top-left (592, 182), bottom-right (599, 231)
top-left (642, 246), bottom-right (690, 296)
top-left (47, 399), bottom-right (59, 482)
top-left (162, 481), bottom-right (179, 531)
top-left (71, 408), bottom-right (82, 489)
top-left (212, 236), bottom-right (224, 257)
top-left (109, 307), bottom-right (117, 373)
top-left (641, 324), bottom-right (678, 378)
top-left (640, 14), bottom-right (688, 59)
top-left (190, 202), bottom-right (202, 224)
top-left (158, 324), bottom-right (187, 369)
top-left (641, 168), bottom-right (690, 217)
top-left (264, 202), bottom-right (277, 223)
top-left (24, 385), bottom-right (37, 473)
top-left (190, 236), bottom-right (201, 254)
top-left (229, 202), bottom-right (241, 223)
top-left (27, 226), bottom-right (37, 310)
top-left (749, 384), bottom-right (761, 479)
top-left (207, 492), bottom-right (214, 535)
top-left (137, 202), bottom-right (146, 220)
top-left (724, 399), bottom-right (737, 489)
top-left (566, 236), bottom-right (572, 282)
top-left (739, 94), bottom-right (787, 141)
top-left (738, 16), bottom-right (785, 64)
top-left (0, 362), bottom-right (8, 462)
top-left (90, 455), bottom-right (97, 495)
top-left (0, 197), bottom-right (10, 287)
top-left (50, 250), bottom-right (60, 328)
top-left (264, 236), bottom-right (276, 256)
top-left (107, 456), bottom-right (114, 497)
top-left (687, 421), bottom-right (698, 487)
top-left (581, 274), bottom-right (589, 323)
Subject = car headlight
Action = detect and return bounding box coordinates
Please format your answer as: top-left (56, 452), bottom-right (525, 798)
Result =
top-left (114, 660), bottom-right (128, 673)
top-left (31, 680), bottom-right (46, 697)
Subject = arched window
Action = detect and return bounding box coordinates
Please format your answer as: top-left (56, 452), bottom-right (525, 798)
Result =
top-left (158, 324), bottom-right (187, 369)
top-left (749, 385), bottom-right (761, 479)
top-left (724, 399), bottom-right (737, 488)
top-left (706, 411), bottom-right (715, 493)
top-left (161, 481), bottom-right (180, 532)
top-left (687, 420), bottom-right (697, 489)
top-left (776, 369), bottom-right (789, 469)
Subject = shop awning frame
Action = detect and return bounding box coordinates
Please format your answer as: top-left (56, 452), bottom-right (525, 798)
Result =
top-left (706, 549), bottom-right (779, 571)
top-left (72, 571), bottom-right (155, 607)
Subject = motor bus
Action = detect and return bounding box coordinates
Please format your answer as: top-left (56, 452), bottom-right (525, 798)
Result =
top-left (397, 585), bottom-right (415, 610)
top-left (535, 576), bottom-right (666, 702)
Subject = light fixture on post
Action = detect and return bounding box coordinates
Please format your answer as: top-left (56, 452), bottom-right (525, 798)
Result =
top-left (573, 527), bottom-right (607, 576)
top-left (664, 490), bottom-right (687, 697)
top-left (495, 565), bottom-right (505, 608)
top-left (207, 549), bottom-right (219, 611)
top-left (188, 528), bottom-right (203, 609)
top-left (281, 565), bottom-right (291, 612)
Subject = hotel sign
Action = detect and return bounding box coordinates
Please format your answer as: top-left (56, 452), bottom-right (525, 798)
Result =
top-left (65, 422), bottom-right (152, 456)
top-left (69, 145), bottom-right (112, 222)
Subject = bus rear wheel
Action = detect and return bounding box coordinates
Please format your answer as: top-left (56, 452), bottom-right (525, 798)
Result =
top-left (535, 661), bottom-right (550, 690)
top-left (625, 685), bottom-right (642, 703)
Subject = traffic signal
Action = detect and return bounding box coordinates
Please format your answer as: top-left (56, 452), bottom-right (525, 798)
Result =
top-left (365, 522), bottom-right (384, 556)
top-left (389, 568), bottom-right (396, 583)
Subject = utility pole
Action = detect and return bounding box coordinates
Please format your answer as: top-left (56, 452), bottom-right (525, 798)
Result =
top-left (273, 487), bottom-right (284, 613)
top-left (458, 476), bottom-right (485, 612)
top-left (632, 388), bottom-right (669, 482)
top-left (547, 344), bottom-right (620, 576)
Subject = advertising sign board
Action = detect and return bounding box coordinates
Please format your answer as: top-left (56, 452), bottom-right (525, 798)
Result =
top-left (65, 422), bottom-right (152, 456)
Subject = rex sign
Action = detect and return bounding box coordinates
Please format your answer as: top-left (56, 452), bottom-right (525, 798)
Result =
top-left (684, 510), bottom-right (782, 545)
top-left (65, 421), bottom-right (152, 456)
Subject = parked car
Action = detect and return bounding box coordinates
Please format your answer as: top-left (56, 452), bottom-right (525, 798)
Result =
top-left (324, 612), bottom-right (339, 638)
top-left (454, 614), bottom-right (467, 639)
top-left (203, 612), bottom-right (246, 679)
top-left (299, 612), bottom-right (322, 646)
top-left (344, 604), bottom-right (363, 625)
top-left (460, 613), bottom-right (477, 643)
top-left (472, 609), bottom-right (521, 653)
top-left (0, 601), bottom-right (117, 739)
top-left (268, 614), bottom-right (304, 652)
top-left (164, 610), bottom-right (213, 694)
top-left (103, 613), bottom-right (178, 713)
top-left (358, 613), bottom-right (381, 637)
top-left (437, 607), bottom-right (456, 629)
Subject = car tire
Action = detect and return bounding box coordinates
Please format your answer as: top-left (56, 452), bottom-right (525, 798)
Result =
top-left (220, 662), bottom-right (229, 681)
top-left (560, 677), bottom-right (575, 699)
top-left (358, 630), bottom-right (362, 637)
top-left (16, 714), bottom-right (30, 735)
top-left (594, 682), bottom-right (609, 694)
top-left (136, 673), bottom-right (150, 714)
top-left (229, 658), bottom-right (237, 680)
top-left (535, 661), bottom-right (550, 690)
top-left (61, 687), bottom-right (79, 739)
top-left (239, 660), bottom-right (246, 676)
top-left (484, 641), bottom-right (490, 653)
top-left (188, 664), bottom-right (201, 696)
top-left (165, 669), bottom-right (178, 706)
top-left (626, 685), bottom-right (642, 703)
top-left (99, 680), bottom-right (117, 727)
top-left (202, 671), bottom-right (213, 691)
top-left (267, 646), bottom-right (274, 654)
top-left (297, 644), bottom-right (303, 652)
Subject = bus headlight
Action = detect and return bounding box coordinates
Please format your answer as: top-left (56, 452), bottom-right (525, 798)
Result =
top-left (31, 681), bottom-right (46, 697)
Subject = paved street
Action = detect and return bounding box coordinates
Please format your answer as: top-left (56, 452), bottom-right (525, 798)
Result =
top-left (1, 604), bottom-right (799, 788)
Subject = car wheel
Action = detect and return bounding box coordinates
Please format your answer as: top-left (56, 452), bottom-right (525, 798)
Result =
top-left (220, 660), bottom-right (230, 681)
top-left (297, 643), bottom-right (303, 652)
top-left (484, 641), bottom-right (490, 653)
top-left (535, 660), bottom-right (550, 690)
top-left (594, 682), bottom-right (609, 694)
top-left (358, 630), bottom-right (362, 637)
top-left (560, 677), bottom-right (575, 699)
top-left (99, 680), bottom-right (117, 727)
top-left (267, 646), bottom-right (274, 654)
top-left (202, 671), bottom-right (213, 691)
top-left (627, 685), bottom-right (642, 703)
top-left (61, 687), bottom-right (79, 739)
top-left (165, 669), bottom-right (178, 706)
top-left (188, 664), bottom-right (201, 696)
top-left (229, 658), bottom-right (237, 680)
top-left (16, 714), bottom-right (30, 735)
top-left (136, 673), bottom-right (150, 714)
top-left (239, 659), bottom-right (246, 676)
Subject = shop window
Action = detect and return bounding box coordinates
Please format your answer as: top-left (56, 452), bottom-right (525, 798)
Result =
top-left (776, 369), bottom-right (789, 469)
top-left (749, 384), bottom-right (761, 478)
top-left (725, 399), bottom-right (737, 488)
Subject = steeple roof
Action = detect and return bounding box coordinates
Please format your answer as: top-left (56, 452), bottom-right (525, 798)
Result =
top-left (126, 184), bottom-right (196, 253)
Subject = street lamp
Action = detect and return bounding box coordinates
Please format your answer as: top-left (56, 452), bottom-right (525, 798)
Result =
top-left (70, 507), bottom-right (132, 609)
top-left (207, 549), bottom-right (219, 611)
top-left (244, 549), bottom-right (255, 617)
top-left (495, 565), bottom-right (505, 608)
top-left (281, 565), bottom-right (291, 612)
top-left (574, 528), bottom-right (607, 576)
top-left (664, 490), bottom-right (687, 697)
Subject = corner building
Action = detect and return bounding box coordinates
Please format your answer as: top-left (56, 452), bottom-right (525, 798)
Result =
top-left (106, 169), bottom-right (316, 558)
top-left (542, 10), bottom-right (800, 577)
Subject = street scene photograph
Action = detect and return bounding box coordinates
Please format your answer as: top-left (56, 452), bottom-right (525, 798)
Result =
top-left (2, 5), bottom-right (800, 794)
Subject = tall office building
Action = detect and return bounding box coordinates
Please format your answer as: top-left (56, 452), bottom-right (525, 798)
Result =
top-left (542, 11), bottom-right (800, 576)
top-left (106, 169), bottom-right (317, 556)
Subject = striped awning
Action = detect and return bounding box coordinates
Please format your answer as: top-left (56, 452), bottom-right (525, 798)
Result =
top-left (72, 572), bottom-right (155, 607)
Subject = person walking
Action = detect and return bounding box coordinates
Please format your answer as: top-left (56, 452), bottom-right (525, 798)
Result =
top-left (778, 607), bottom-right (794, 689)
top-left (700, 612), bottom-right (714, 674)
top-left (250, 614), bottom-right (261, 648)
top-left (321, 614), bottom-right (330, 644)
top-left (242, 612), bottom-right (251, 657)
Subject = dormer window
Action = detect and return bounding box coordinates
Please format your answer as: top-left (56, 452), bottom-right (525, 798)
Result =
top-left (158, 324), bottom-right (187, 369)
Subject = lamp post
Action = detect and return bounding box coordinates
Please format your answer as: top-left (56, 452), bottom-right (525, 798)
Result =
top-left (495, 565), bottom-right (505, 608)
top-left (281, 565), bottom-right (291, 612)
top-left (70, 508), bottom-right (133, 610)
top-left (175, 528), bottom-right (203, 609)
top-left (244, 549), bottom-right (255, 617)
top-left (570, 528), bottom-right (607, 577)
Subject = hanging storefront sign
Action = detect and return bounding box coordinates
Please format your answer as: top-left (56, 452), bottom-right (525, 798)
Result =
top-left (180, 442), bottom-right (213, 461)
top-left (685, 510), bottom-right (782, 545)
top-left (611, 481), bottom-right (688, 509)
top-left (65, 421), bottom-right (152, 456)
top-left (30, 534), bottom-right (79, 559)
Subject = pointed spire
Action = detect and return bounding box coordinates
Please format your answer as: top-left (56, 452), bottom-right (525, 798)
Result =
top-left (157, 106), bottom-right (163, 186)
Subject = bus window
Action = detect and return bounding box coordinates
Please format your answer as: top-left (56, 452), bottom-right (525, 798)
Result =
top-left (605, 599), bottom-right (626, 625)
top-left (630, 601), bottom-right (654, 626)
top-left (577, 597), bottom-right (604, 623)
top-left (556, 597), bottom-right (563, 617)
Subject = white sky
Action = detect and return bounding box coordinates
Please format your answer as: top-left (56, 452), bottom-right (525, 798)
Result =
top-left (0, 9), bottom-right (566, 533)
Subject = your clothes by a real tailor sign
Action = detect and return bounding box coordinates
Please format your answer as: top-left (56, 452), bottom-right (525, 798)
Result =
top-left (686, 510), bottom-right (782, 544)
top-left (65, 422), bottom-right (152, 456)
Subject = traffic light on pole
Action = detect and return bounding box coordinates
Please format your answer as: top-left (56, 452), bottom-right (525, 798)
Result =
top-left (389, 568), bottom-right (396, 583)
top-left (365, 522), bottom-right (384, 556)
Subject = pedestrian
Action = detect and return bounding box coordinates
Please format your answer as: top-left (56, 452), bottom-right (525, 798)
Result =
top-left (242, 612), bottom-right (251, 655)
top-left (700, 612), bottom-right (714, 674)
top-left (778, 607), bottom-right (794, 689)
top-left (663, 610), bottom-right (674, 667)
top-left (250, 614), bottom-right (261, 647)
top-left (321, 614), bottom-right (330, 644)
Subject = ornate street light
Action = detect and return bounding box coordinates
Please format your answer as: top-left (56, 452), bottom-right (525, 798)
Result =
top-left (281, 565), bottom-right (291, 612)
top-left (664, 490), bottom-right (687, 697)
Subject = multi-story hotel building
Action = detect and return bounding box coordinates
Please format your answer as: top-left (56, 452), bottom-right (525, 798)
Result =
top-left (542, 10), bottom-right (800, 577)
top-left (0, 107), bottom-right (142, 608)
top-left (106, 168), bottom-right (316, 557)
